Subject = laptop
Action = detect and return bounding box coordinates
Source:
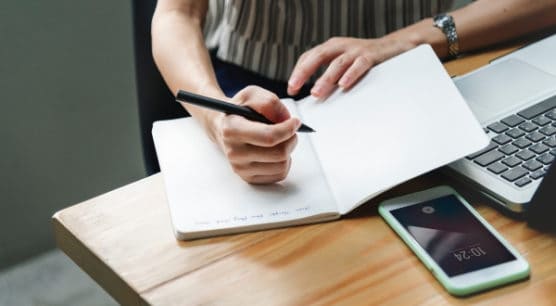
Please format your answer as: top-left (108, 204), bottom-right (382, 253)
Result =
top-left (448, 33), bottom-right (556, 213)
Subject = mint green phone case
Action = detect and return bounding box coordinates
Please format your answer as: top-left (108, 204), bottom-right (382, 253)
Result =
top-left (378, 186), bottom-right (530, 296)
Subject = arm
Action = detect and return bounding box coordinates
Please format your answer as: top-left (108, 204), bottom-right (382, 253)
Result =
top-left (152, 0), bottom-right (300, 184)
top-left (287, 0), bottom-right (556, 98)
top-left (152, 0), bottom-right (221, 135)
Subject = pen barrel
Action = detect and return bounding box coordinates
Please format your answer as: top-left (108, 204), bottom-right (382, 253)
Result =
top-left (176, 90), bottom-right (314, 132)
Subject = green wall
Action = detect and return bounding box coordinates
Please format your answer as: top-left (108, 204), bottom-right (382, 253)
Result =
top-left (0, 0), bottom-right (145, 270)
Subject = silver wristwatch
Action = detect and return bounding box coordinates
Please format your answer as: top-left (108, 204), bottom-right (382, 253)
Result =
top-left (433, 14), bottom-right (459, 59)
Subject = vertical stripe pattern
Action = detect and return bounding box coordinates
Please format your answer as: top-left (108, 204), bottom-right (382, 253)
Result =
top-left (204, 0), bottom-right (456, 82)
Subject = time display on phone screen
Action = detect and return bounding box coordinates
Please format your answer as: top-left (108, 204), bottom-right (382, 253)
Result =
top-left (391, 195), bottom-right (516, 277)
top-left (453, 245), bottom-right (487, 262)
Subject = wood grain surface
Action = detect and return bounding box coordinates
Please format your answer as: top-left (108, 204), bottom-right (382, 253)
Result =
top-left (53, 40), bottom-right (556, 306)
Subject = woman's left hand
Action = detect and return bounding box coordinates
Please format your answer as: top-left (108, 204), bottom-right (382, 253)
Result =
top-left (287, 36), bottom-right (416, 98)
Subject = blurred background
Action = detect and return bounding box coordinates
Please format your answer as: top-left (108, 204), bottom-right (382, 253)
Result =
top-left (1, 0), bottom-right (144, 304)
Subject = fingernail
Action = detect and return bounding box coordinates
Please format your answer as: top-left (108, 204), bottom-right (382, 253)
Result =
top-left (294, 118), bottom-right (302, 130)
top-left (288, 76), bottom-right (301, 88)
top-left (311, 85), bottom-right (322, 97)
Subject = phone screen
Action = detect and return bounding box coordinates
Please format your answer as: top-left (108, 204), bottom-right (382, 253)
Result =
top-left (391, 195), bottom-right (516, 277)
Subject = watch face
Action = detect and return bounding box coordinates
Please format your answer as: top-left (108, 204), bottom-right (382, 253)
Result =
top-left (435, 15), bottom-right (452, 27)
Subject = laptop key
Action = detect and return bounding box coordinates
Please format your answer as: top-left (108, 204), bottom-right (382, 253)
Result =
top-left (467, 142), bottom-right (497, 159)
top-left (487, 122), bottom-right (509, 133)
top-left (515, 177), bottom-right (532, 187)
top-left (474, 150), bottom-right (505, 167)
top-left (533, 115), bottom-right (552, 126)
top-left (516, 149), bottom-right (536, 161)
top-left (493, 134), bottom-right (512, 145)
top-left (499, 144), bottom-right (519, 155)
top-left (537, 153), bottom-right (555, 165)
top-left (546, 109), bottom-right (556, 120)
top-left (518, 121), bottom-right (538, 132)
top-left (539, 125), bottom-right (556, 136)
top-left (530, 169), bottom-right (546, 180)
top-left (501, 166), bottom-right (528, 182)
top-left (530, 143), bottom-right (549, 154)
top-left (517, 96), bottom-right (556, 119)
top-left (506, 128), bottom-right (525, 138)
top-left (551, 149), bottom-right (556, 156)
top-left (543, 136), bottom-right (556, 147)
top-left (487, 162), bottom-right (508, 174)
top-left (502, 156), bottom-right (522, 167)
top-left (527, 131), bottom-right (546, 142)
top-left (501, 115), bottom-right (525, 127)
top-left (513, 137), bottom-right (532, 148)
top-left (523, 159), bottom-right (543, 171)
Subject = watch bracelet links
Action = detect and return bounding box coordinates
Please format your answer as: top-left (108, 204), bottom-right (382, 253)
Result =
top-left (433, 14), bottom-right (460, 59)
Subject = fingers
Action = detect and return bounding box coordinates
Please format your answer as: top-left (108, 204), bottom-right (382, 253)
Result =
top-left (288, 40), bottom-right (343, 96)
top-left (338, 55), bottom-right (375, 90)
top-left (234, 86), bottom-right (290, 123)
top-left (223, 116), bottom-right (300, 147)
top-left (235, 158), bottom-right (293, 185)
top-left (215, 85), bottom-right (301, 184)
top-left (311, 54), bottom-right (354, 98)
top-left (225, 136), bottom-right (297, 184)
top-left (287, 37), bottom-right (384, 98)
top-left (224, 134), bottom-right (298, 163)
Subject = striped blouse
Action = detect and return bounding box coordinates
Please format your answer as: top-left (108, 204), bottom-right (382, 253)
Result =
top-left (203, 0), bottom-right (457, 82)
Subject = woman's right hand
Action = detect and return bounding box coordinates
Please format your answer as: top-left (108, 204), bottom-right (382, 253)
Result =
top-left (209, 86), bottom-right (301, 184)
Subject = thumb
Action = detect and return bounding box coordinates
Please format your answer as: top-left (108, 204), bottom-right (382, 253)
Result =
top-left (235, 86), bottom-right (291, 123)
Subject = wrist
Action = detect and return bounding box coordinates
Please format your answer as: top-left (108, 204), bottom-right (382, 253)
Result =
top-left (177, 83), bottom-right (227, 143)
top-left (389, 18), bottom-right (450, 59)
top-left (433, 14), bottom-right (460, 59)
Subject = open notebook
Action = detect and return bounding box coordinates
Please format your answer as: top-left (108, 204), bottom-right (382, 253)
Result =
top-left (152, 45), bottom-right (489, 240)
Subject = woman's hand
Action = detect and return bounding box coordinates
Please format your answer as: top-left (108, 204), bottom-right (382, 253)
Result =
top-left (287, 36), bottom-right (416, 98)
top-left (210, 86), bottom-right (301, 184)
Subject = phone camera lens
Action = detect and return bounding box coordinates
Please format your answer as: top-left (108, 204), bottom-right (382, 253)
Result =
top-left (422, 206), bottom-right (435, 214)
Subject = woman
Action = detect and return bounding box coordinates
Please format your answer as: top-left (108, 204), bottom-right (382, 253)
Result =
top-left (152, 0), bottom-right (556, 184)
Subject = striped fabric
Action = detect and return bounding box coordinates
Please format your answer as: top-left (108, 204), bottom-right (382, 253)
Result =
top-left (204, 0), bottom-right (456, 82)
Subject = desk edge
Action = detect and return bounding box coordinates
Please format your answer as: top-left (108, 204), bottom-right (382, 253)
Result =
top-left (52, 212), bottom-right (150, 306)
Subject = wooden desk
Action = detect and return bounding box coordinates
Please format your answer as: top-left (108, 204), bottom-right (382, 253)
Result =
top-left (53, 45), bottom-right (556, 306)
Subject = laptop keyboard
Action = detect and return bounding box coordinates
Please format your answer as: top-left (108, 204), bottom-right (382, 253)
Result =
top-left (466, 95), bottom-right (556, 188)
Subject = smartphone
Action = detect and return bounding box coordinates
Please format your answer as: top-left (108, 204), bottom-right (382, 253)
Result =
top-left (378, 186), bottom-right (529, 296)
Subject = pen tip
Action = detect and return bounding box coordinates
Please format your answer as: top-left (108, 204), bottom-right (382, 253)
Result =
top-left (298, 124), bottom-right (315, 133)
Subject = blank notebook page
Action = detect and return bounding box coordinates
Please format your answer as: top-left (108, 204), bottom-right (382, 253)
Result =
top-left (298, 45), bottom-right (489, 214)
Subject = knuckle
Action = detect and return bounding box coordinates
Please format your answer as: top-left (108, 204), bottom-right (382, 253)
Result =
top-left (263, 94), bottom-right (280, 106)
top-left (223, 146), bottom-right (238, 161)
top-left (274, 145), bottom-right (290, 161)
top-left (220, 122), bottom-right (236, 140)
top-left (261, 127), bottom-right (278, 147)
top-left (312, 49), bottom-right (326, 61)
top-left (299, 49), bottom-right (312, 60)
top-left (320, 72), bottom-right (336, 84)
top-left (276, 172), bottom-right (288, 182)
top-left (262, 129), bottom-right (278, 146)
top-left (244, 174), bottom-right (257, 184)
top-left (244, 85), bottom-right (258, 92)
top-left (327, 37), bottom-right (341, 45)
top-left (230, 162), bottom-right (244, 176)
top-left (334, 56), bottom-right (347, 67)
top-left (358, 54), bottom-right (375, 67)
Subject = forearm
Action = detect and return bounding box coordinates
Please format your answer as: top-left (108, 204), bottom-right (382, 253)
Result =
top-left (152, 1), bottom-right (225, 138)
top-left (388, 0), bottom-right (556, 59)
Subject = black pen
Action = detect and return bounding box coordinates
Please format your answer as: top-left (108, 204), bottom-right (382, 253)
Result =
top-left (175, 90), bottom-right (315, 133)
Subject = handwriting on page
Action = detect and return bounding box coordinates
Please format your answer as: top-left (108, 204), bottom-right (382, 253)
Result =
top-left (194, 205), bottom-right (312, 226)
